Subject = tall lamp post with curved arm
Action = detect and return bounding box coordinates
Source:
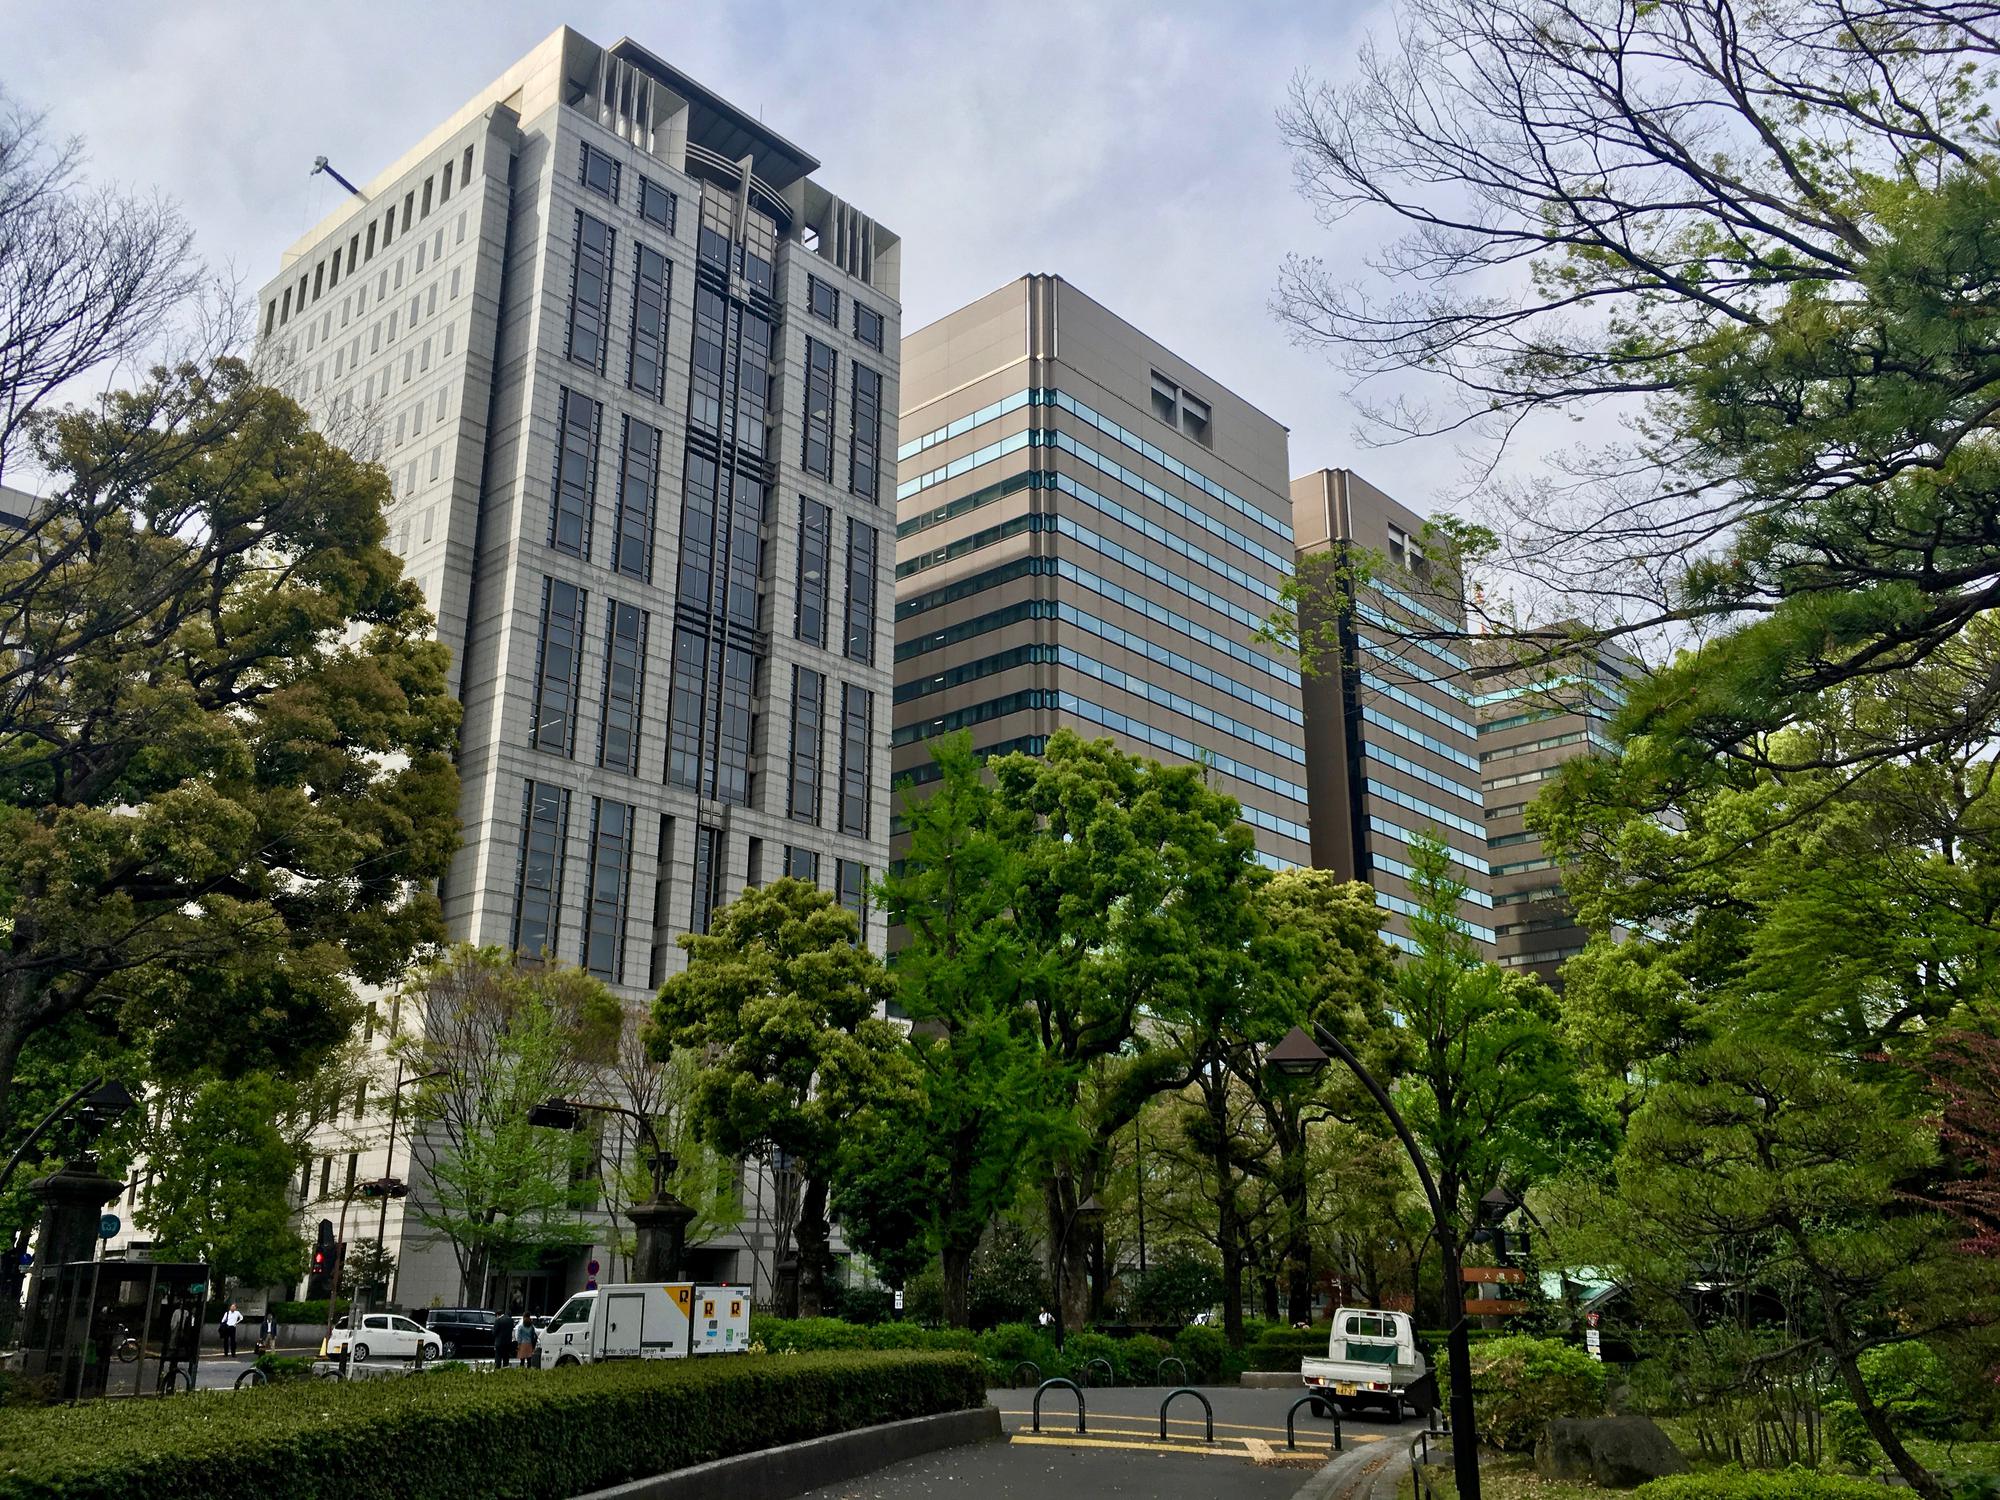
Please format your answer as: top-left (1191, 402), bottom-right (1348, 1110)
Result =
top-left (1269, 1024), bottom-right (1482, 1500)
top-left (535, 1097), bottom-right (695, 1282)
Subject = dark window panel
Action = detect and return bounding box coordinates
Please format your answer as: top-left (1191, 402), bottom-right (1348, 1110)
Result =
top-left (854, 302), bottom-right (884, 351)
top-left (667, 628), bottom-right (708, 792)
top-left (784, 845), bottom-right (820, 884)
top-left (566, 212), bottom-right (616, 373)
top-left (628, 244), bottom-right (671, 402)
top-left (789, 666), bottom-right (824, 824)
top-left (808, 275), bottom-right (839, 323)
top-left (839, 683), bottom-right (872, 837)
top-left (843, 519), bottom-right (878, 665)
top-left (690, 824), bottom-right (723, 935)
top-left (549, 388), bottom-right (601, 557)
top-left (614, 417), bottom-right (660, 581)
top-left (581, 797), bottom-right (633, 981)
top-left (597, 599), bottom-right (647, 774)
top-left (714, 646), bottom-right (756, 807)
top-left (803, 337), bottom-right (836, 480)
top-left (639, 177), bottom-right (677, 231)
top-left (580, 142), bottom-right (620, 202)
top-left (795, 499), bottom-right (830, 646)
top-left (530, 576), bottom-right (587, 755)
top-left (849, 362), bottom-right (882, 501)
top-left (512, 780), bottom-right (571, 960)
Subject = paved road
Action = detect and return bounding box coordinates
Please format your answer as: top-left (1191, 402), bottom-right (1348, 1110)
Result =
top-left (792, 1385), bottom-right (1425, 1500)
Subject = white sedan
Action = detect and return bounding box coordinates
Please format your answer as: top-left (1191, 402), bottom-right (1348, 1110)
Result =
top-left (321, 1313), bottom-right (443, 1362)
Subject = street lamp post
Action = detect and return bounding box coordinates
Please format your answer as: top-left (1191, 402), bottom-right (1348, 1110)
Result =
top-left (1270, 1024), bottom-right (1483, 1500)
top-left (1, 1080), bottom-right (136, 1353)
top-left (1050, 1192), bottom-right (1100, 1350)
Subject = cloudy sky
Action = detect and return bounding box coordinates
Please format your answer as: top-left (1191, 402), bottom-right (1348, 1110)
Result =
top-left (9, 0), bottom-right (1478, 513)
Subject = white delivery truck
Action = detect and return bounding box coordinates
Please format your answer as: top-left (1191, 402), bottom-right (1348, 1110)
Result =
top-left (541, 1282), bottom-right (751, 1367)
top-left (1300, 1307), bottom-right (1435, 1418)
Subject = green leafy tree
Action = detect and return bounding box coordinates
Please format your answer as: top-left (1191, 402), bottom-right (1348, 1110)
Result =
top-left (651, 878), bottom-right (904, 1317)
top-left (862, 732), bottom-right (1052, 1325)
top-left (986, 730), bottom-right (1254, 1332)
top-left (138, 1071), bottom-right (309, 1292)
top-left (0, 358), bottom-right (461, 1142)
top-left (1277, 0), bottom-right (2000, 781)
top-left (404, 948), bottom-right (620, 1305)
top-left (1247, 870), bottom-right (1400, 1323)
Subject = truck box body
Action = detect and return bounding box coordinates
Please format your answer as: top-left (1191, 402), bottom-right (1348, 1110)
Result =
top-left (542, 1283), bottom-right (751, 1365)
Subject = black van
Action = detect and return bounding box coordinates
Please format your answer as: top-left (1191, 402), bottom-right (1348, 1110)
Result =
top-left (415, 1306), bottom-right (501, 1358)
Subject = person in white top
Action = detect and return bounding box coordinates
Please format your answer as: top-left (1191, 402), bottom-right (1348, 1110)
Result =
top-left (220, 1302), bottom-right (243, 1357)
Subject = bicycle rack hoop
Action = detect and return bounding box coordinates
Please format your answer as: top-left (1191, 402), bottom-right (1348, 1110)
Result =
top-left (1155, 1355), bottom-right (1188, 1387)
top-left (1159, 1386), bottom-right (1214, 1443)
top-left (1011, 1360), bottom-right (1042, 1389)
top-left (1032, 1376), bottom-right (1086, 1434)
top-left (1286, 1393), bottom-right (1341, 1452)
top-left (1083, 1356), bottom-right (1114, 1388)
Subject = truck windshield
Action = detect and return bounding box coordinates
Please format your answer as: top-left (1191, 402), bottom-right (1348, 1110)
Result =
top-left (545, 1295), bottom-right (592, 1331)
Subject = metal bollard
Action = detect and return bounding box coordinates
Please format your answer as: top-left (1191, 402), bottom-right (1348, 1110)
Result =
top-left (1159, 1387), bottom-right (1214, 1443)
top-left (1287, 1393), bottom-right (1341, 1452)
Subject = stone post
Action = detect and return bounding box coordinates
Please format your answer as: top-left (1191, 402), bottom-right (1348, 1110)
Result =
top-left (17, 1158), bottom-right (121, 1374)
top-left (625, 1196), bottom-right (696, 1283)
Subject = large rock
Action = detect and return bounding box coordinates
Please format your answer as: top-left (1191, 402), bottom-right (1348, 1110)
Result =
top-left (1536, 1416), bottom-right (1690, 1489)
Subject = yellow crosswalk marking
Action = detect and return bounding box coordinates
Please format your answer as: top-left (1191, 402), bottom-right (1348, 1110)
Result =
top-left (1009, 1434), bottom-right (1245, 1458)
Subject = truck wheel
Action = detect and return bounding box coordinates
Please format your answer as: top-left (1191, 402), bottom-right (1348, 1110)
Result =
top-left (555, 1354), bottom-right (579, 1368)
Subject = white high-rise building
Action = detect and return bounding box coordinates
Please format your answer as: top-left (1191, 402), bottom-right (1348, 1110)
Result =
top-left (249, 26), bottom-right (900, 1311)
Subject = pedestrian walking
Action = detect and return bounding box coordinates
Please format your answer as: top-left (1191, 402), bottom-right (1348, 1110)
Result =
top-left (258, 1307), bottom-right (279, 1354)
top-left (492, 1309), bottom-right (513, 1368)
top-left (220, 1303), bottom-right (242, 1357)
top-left (515, 1312), bottom-right (538, 1368)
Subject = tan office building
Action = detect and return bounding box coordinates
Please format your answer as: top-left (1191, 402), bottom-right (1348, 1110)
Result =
top-left (1476, 635), bottom-right (1635, 979)
top-left (893, 275), bottom-right (1309, 868)
top-left (1291, 468), bottom-right (1494, 948)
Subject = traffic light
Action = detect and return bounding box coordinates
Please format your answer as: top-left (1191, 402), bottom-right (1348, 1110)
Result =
top-left (358, 1177), bottom-right (409, 1200)
top-left (311, 1246), bottom-right (327, 1275)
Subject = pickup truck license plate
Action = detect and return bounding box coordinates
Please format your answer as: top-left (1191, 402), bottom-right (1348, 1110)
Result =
top-left (1336, 1382), bottom-right (1356, 1397)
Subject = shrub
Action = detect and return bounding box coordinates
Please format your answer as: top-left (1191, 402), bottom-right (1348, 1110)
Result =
top-left (1171, 1324), bottom-right (1235, 1384)
top-left (1857, 1341), bottom-right (1958, 1438)
top-left (1063, 1331), bottom-right (1127, 1386)
top-left (0, 1349), bottom-right (986, 1500)
top-left (901, 1263), bottom-right (945, 1326)
top-left (752, 1317), bottom-right (870, 1353)
top-left (1634, 1469), bottom-right (1893, 1499)
top-left (975, 1322), bottom-right (1059, 1384)
top-left (864, 1323), bottom-right (976, 1352)
top-left (267, 1300), bottom-right (343, 1325)
top-left (1466, 1335), bottom-right (1605, 1451)
top-left (1245, 1326), bottom-right (1329, 1372)
top-left (1122, 1333), bottom-right (1172, 1379)
top-left (827, 1284), bottom-right (895, 1326)
top-left (251, 1354), bottom-right (315, 1384)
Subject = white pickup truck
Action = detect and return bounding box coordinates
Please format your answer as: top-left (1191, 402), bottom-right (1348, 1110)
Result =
top-left (1300, 1307), bottom-right (1435, 1418)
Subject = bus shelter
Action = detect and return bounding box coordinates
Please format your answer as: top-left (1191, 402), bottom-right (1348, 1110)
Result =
top-left (20, 1259), bottom-right (207, 1399)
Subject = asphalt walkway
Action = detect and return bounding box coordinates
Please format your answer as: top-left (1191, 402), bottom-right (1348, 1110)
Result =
top-left (791, 1384), bottom-right (1425, 1500)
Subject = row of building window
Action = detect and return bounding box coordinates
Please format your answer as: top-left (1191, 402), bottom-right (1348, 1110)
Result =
top-left (511, 775), bottom-right (869, 981)
top-left (1358, 704), bottom-right (1480, 775)
top-left (268, 141), bottom-right (477, 332)
top-left (806, 273), bottom-right (886, 351)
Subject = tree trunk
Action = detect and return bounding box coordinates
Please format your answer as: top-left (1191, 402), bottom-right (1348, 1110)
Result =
top-left (1821, 1292), bottom-right (1945, 1496)
top-left (1045, 1175), bottom-right (1090, 1337)
top-left (795, 1177), bottom-right (831, 1319)
top-left (1262, 1272), bottom-right (1280, 1322)
top-left (941, 1240), bottom-right (974, 1329)
top-left (1283, 1171), bottom-right (1313, 1324)
top-left (1088, 1219), bottom-right (1107, 1322)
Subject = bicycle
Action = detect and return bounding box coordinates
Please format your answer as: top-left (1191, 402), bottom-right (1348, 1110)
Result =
top-left (113, 1325), bottom-right (140, 1364)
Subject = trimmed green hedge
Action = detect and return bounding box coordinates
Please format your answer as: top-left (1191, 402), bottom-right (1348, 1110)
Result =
top-left (0, 1349), bottom-right (986, 1500)
top-left (266, 1300), bottom-right (346, 1325)
top-left (1634, 1470), bottom-right (1894, 1499)
top-left (754, 1317), bottom-right (976, 1354)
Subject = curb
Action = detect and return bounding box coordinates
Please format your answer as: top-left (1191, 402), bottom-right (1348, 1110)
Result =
top-left (572, 1405), bottom-right (1004, 1500)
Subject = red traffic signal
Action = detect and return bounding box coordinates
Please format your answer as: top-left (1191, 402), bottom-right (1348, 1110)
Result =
top-left (311, 1248), bottom-right (327, 1272)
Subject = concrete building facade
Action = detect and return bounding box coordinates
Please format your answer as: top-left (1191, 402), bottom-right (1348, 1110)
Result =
top-left (894, 275), bottom-right (1309, 868)
top-left (1290, 468), bottom-right (1494, 948)
top-left (242, 27), bottom-right (900, 1310)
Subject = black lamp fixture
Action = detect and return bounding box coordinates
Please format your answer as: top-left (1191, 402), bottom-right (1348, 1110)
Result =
top-left (1269, 1025), bottom-right (1331, 1078)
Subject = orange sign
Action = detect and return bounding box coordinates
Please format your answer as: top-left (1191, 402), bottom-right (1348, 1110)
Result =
top-left (1460, 1266), bottom-right (1526, 1284)
top-left (668, 1286), bottom-right (692, 1315)
top-left (1465, 1298), bottom-right (1531, 1315)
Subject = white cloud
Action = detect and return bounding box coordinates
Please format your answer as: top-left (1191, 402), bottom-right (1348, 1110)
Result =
top-left (10, 0), bottom-right (1479, 513)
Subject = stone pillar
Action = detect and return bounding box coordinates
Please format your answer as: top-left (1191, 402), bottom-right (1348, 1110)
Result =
top-left (626, 1196), bottom-right (696, 1282)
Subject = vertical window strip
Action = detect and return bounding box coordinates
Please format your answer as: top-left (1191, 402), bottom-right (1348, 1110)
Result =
top-left (628, 244), bottom-right (670, 401)
top-left (566, 211), bottom-right (615, 372)
top-left (667, 628), bottom-right (708, 792)
top-left (803, 337), bottom-right (836, 479)
top-left (530, 577), bottom-right (586, 756)
top-left (512, 780), bottom-right (571, 960)
top-left (849, 363), bottom-right (882, 501)
top-left (796, 500), bottom-right (830, 646)
top-left (549, 388), bottom-right (600, 557)
top-left (714, 646), bottom-right (756, 806)
top-left (615, 417), bottom-right (659, 581)
top-left (843, 519), bottom-right (878, 665)
top-left (789, 666), bottom-right (824, 823)
top-left (582, 797), bottom-right (633, 982)
top-left (839, 684), bottom-right (873, 837)
top-left (690, 825), bottom-right (723, 935)
top-left (597, 599), bottom-right (647, 774)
